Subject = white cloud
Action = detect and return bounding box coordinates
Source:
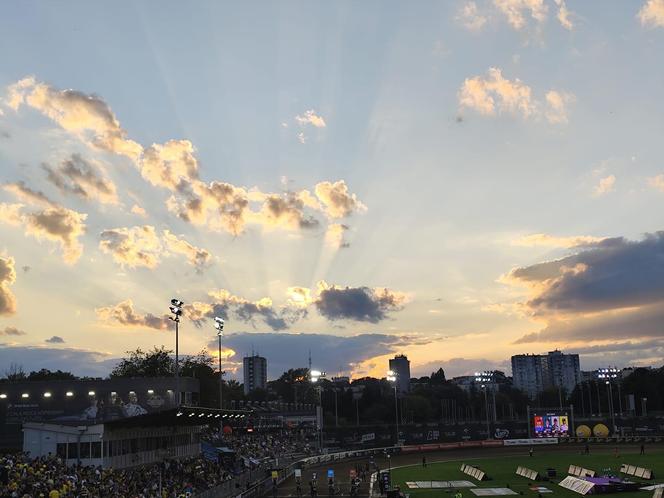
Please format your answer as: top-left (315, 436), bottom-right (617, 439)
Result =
top-left (458, 68), bottom-right (574, 124)
top-left (493, 0), bottom-right (548, 30)
top-left (457, 2), bottom-right (489, 31)
top-left (295, 109), bottom-right (327, 128)
top-left (593, 175), bottom-right (616, 197)
top-left (638, 0), bottom-right (664, 28)
top-left (512, 233), bottom-right (603, 249)
top-left (554, 0), bottom-right (574, 30)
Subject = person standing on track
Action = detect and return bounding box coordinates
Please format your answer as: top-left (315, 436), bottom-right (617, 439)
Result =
top-left (422, 456), bottom-right (427, 468)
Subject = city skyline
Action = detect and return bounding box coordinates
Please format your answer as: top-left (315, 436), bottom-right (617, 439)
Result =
top-left (2, 1), bottom-right (664, 380)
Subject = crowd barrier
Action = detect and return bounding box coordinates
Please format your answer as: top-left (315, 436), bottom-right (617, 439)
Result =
top-left (568, 465), bottom-right (595, 478)
top-left (620, 463), bottom-right (653, 480)
top-left (460, 463), bottom-right (486, 481)
top-left (515, 466), bottom-right (539, 480)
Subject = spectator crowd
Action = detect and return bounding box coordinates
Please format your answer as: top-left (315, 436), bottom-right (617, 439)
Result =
top-left (0, 429), bottom-right (313, 498)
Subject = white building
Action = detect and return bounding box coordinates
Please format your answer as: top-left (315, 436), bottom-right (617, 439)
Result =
top-left (243, 355), bottom-right (268, 395)
top-left (512, 350), bottom-right (580, 399)
top-left (22, 408), bottom-right (206, 469)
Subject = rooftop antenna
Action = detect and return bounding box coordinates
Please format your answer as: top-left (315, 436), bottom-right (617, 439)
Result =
top-left (308, 349), bottom-right (312, 372)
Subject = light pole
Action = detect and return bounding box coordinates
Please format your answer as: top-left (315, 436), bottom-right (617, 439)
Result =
top-left (598, 368), bottom-right (618, 434)
top-left (387, 370), bottom-right (399, 445)
top-left (310, 369), bottom-right (325, 450)
top-left (168, 298), bottom-right (184, 406)
top-left (475, 372), bottom-right (493, 439)
top-left (214, 317), bottom-right (225, 436)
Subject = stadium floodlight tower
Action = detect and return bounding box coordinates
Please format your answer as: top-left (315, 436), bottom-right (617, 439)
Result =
top-left (597, 367), bottom-right (619, 434)
top-left (214, 317), bottom-right (225, 435)
top-left (475, 371), bottom-right (493, 439)
top-left (168, 298), bottom-right (184, 406)
top-left (310, 369), bottom-right (325, 449)
top-left (387, 370), bottom-right (399, 444)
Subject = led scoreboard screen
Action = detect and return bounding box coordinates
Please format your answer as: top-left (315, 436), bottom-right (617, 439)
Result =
top-left (533, 413), bottom-right (569, 438)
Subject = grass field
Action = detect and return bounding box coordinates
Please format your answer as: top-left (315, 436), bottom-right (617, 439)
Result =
top-left (391, 448), bottom-right (664, 498)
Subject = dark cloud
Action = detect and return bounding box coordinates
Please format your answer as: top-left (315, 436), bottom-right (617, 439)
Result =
top-left (45, 335), bottom-right (65, 344)
top-left (95, 300), bottom-right (170, 330)
top-left (0, 344), bottom-right (113, 378)
top-left (315, 285), bottom-right (407, 323)
top-left (43, 154), bottom-right (118, 204)
top-left (209, 332), bottom-right (429, 379)
top-left (0, 326), bottom-right (25, 336)
top-left (509, 233), bottom-right (664, 314)
top-left (261, 194), bottom-right (320, 230)
top-left (0, 256), bottom-right (17, 316)
top-left (21, 266), bottom-right (30, 273)
top-left (514, 303), bottom-right (664, 344)
top-left (3, 181), bottom-right (54, 207)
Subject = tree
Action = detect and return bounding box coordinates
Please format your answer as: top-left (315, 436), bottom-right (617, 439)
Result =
top-left (430, 368), bottom-right (446, 384)
top-left (4, 363), bottom-right (26, 380)
top-left (28, 369), bottom-right (77, 381)
top-left (110, 346), bottom-right (174, 378)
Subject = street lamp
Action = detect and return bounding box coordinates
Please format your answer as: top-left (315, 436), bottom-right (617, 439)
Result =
top-left (168, 298), bottom-right (184, 406)
top-left (475, 371), bottom-right (493, 440)
top-left (310, 369), bottom-right (325, 450)
top-left (214, 316), bottom-right (225, 436)
top-left (387, 370), bottom-right (399, 445)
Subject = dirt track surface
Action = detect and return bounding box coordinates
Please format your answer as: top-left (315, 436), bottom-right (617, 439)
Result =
top-left (273, 444), bottom-right (663, 498)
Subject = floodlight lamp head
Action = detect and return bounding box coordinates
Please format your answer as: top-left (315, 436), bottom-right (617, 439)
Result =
top-left (168, 316), bottom-right (180, 323)
top-left (171, 298), bottom-right (184, 307)
top-left (169, 305), bottom-right (182, 315)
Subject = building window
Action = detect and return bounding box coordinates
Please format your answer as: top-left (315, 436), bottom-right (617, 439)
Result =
top-left (80, 442), bottom-right (91, 459)
top-left (56, 443), bottom-right (67, 459)
top-left (91, 441), bottom-right (101, 458)
top-left (67, 443), bottom-right (78, 460)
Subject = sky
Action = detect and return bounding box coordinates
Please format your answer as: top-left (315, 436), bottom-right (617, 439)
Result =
top-left (1, 0), bottom-right (664, 381)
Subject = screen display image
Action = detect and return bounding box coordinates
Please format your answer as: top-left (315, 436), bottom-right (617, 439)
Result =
top-left (533, 414), bottom-right (569, 438)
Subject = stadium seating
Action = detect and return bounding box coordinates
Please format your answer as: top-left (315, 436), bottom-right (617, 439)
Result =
top-left (568, 465), bottom-right (596, 478)
top-left (620, 464), bottom-right (653, 480)
top-left (460, 463), bottom-right (486, 481)
top-left (515, 466), bottom-right (539, 481)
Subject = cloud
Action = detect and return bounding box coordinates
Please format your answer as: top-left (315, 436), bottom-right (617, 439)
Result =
top-left (505, 232), bottom-right (664, 315)
top-left (295, 110), bottom-right (326, 128)
top-left (209, 332), bottom-right (429, 379)
top-left (131, 205), bottom-right (147, 218)
top-left (1, 184), bottom-right (87, 264)
top-left (95, 299), bottom-right (171, 330)
top-left (4, 77), bottom-right (367, 238)
top-left (0, 344), bottom-right (114, 378)
top-left (325, 223), bottom-right (350, 248)
top-left (22, 206), bottom-right (86, 263)
top-left (493, 0), bottom-right (547, 30)
top-left (458, 68), bottom-right (573, 124)
top-left (457, 2), bottom-right (489, 31)
top-left (162, 230), bottom-right (212, 273)
top-left (0, 257), bottom-right (17, 316)
top-left (3, 181), bottom-right (53, 207)
top-left (253, 193), bottom-right (320, 230)
top-left (0, 326), bottom-right (26, 336)
top-left (593, 174), bottom-right (616, 197)
top-left (297, 132), bottom-right (306, 144)
top-left (45, 335), bottom-right (65, 344)
top-left (647, 174), bottom-right (664, 192)
top-left (554, 0), bottom-right (574, 30)
top-left (314, 281), bottom-right (407, 323)
top-left (544, 90), bottom-right (575, 124)
top-left (512, 233), bottom-right (604, 249)
top-left (6, 77), bottom-right (142, 159)
top-left (314, 181), bottom-right (367, 218)
top-left (185, 289), bottom-right (306, 331)
top-left (99, 225), bottom-right (162, 269)
top-left (513, 303), bottom-right (664, 344)
top-left (43, 153), bottom-right (118, 204)
top-left (638, 0), bottom-right (664, 28)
